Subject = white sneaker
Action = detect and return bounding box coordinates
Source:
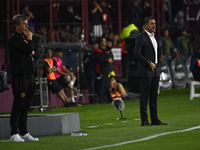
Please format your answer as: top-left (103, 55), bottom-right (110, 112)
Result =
top-left (10, 134), bottom-right (24, 142)
top-left (20, 133), bottom-right (39, 141)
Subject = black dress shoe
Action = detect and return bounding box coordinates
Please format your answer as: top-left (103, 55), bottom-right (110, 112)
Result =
top-left (141, 121), bottom-right (151, 126)
top-left (151, 120), bottom-right (168, 125)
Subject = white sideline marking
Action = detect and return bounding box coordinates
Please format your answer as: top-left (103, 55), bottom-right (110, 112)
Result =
top-left (87, 126), bottom-right (100, 128)
top-left (0, 140), bottom-right (9, 143)
top-left (103, 123), bottom-right (113, 125)
top-left (83, 125), bottom-right (200, 150)
top-left (122, 121), bottom-right (129, 123)
top-left (133, 119), bottom-right (140, 120)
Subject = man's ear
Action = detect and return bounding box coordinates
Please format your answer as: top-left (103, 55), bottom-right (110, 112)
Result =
top-left (15, 24), bottom-right (19, 30)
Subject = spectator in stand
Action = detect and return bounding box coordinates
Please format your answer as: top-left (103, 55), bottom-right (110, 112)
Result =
top-left (83, 41), bottom-right (97, 103)
top-left (108, 32), bottom-right (119, 46)
top-left (91, 0), bottom-right (103, 40)
top-left (158, 28), bottom-right (180, 67)
top-left (60, 25), bottom-right (77, 42)
top-left (175, 28), bottom-right (193, 64)
top-left (40, 26), bottom-right (48, 37)
top-left (22, 6), bottom-right (35, 33)
top-left (119, 18), bottom-right (139, 78)
top-left (52, 48), bottom-right (79, 105)
top-left (143, 0), bottom-right (151, 18)
top-left (66, 5), bottom-right (82, 42)
top-left (43, 48), bottom-right (76, 107)
top-left (164, 0), bottom-right (172, 24)
top-left (100, 0), bottom-right (115, 35)
top-left (129, 0), bottom-right (142, 29)
top-left (174, 5), bottom-right (185, 28)
top-left (95, 37), bottom-right (113, 103)
top-left (52, 1), bottom-right (60, 42)
top-left (191, 46), bottom-right (200, 82)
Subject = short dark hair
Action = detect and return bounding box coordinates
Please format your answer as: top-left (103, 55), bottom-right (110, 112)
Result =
top-left (55, 47), bottom-right (63, 53)
top-left (44, 48), bottom-right (51, 54)
top-left (12, 14), bottom-right (27, 31)
top-left (143, 16), bottom-right (155, 25)
top-left (98, 37), bottom-right (105, 44)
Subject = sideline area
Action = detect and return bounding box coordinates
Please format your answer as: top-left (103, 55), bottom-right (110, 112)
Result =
top-left (83, 125), bottom-right (200, 150)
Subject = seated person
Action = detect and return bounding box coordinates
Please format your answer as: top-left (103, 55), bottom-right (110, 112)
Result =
top-left (52, 48), bottom-right (78, 104)
top-left (110, 77), bottom-right (131, 101)
top-left (43, 48), bottom-right (76, 107)
top-left (60, 25), bottom-right (77, 42)
top-left (191, 46), bottom-right (200, 82)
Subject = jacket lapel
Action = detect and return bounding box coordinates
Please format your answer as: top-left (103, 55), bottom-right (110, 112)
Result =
top-left (143, 32), bottom-right (154, 50)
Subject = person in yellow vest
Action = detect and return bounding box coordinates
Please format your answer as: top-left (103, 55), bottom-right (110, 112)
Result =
top-left (119, 18), bottom-right (139, 78)
top-left (43, 48), bottom-right (76, 107)
top-left (191, 46), bottom-right (200, 81)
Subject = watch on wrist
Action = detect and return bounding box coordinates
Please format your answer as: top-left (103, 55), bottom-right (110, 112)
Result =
top-left (148, 61), bottom-right (151, 65)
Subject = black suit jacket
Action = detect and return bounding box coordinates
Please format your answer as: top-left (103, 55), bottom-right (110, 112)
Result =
top-left (133, 31), bottom-right (161, 77)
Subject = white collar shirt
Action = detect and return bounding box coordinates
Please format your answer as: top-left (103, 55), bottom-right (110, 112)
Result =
top-left (145, 30), bottom-right (158, 64)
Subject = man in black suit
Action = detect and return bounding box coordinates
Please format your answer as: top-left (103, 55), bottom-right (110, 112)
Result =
top-left (133, 16), bottom-right (168, 126)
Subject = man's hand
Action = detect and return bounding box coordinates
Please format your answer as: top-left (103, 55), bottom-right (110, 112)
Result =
top-left (177, 54), bottom-right (181, 60)
top-left (149, 62), bottom-right (156, 71)
top-left (161, 53), bottom-right (166, 61)
top-left (31, 51), bottom-right (35, 55)
top-left (108, 58), bottom-right (113, 63)
top-left (23, 29), bottom-right (33, 40)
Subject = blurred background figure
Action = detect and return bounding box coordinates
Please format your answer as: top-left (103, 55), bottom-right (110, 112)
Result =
top-left (22, 6), bottom-right (35, 33)
top-left (83, 41), bottom-right (97, 104)
top-left (66, 5), bottom-right (82, 42)
top-left (164, 0), bottom-right (172, 24)
top-left (110, 77), bottom-right (131, 101)
top-left (91, 0), bottom-right (103, 41)
top-left (158, 28), bottom-right (180, 67)
top-left (129, 0), bottom-right (142, 29)
top-left (175, 28), bottom-right (193, 64)
top-left (52, 1), bottom-right (60, 42)
top-left (143, 0), bottom-right (151, 18)
top-left (95, 37), bottom-right (113, 103)
top-left (190, 46), bottom-right (200, 82)
top-left (119, 18), bottom-right (139, 78)
top-left (60, 25), bottom-right (77, 42)
top-left (100, 0), bottom-right (115, 35)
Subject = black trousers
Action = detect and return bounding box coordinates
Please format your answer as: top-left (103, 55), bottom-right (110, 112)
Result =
top-left (95, 73), bottom-right (109, 102)
top-left (85, 75), bottom-right (96, 103)
top-left (121, 53), bottom-right (129, 78)
top-left (85, 76), bottom-right (96, 94)
top-left (139, 75), bottom-right (159, 123)
top-left (10, 76), bottom-right (35, 136)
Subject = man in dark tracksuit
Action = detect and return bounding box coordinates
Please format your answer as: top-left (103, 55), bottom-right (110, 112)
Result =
top-left (8, 14), bottom-right (39, 142)
top-left (105, 38), bottom-right (114, 101)
top-left (83, 41), bottom-right (97, 103)
top-left (94, 37), bottom-right (113, 103)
